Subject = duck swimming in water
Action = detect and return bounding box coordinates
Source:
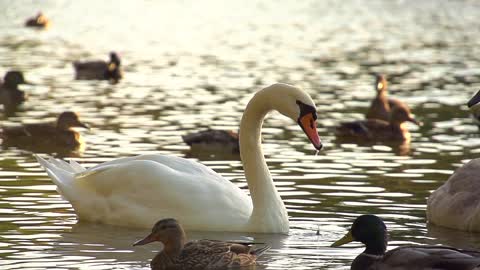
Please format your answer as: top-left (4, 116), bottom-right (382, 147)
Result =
top-left (25, 12), bottom-right (50, 28)
top-left (337, 103), bottom-right (420, 142)
top-left (134, 218), bottom-right (270, 270)
top-left (182, 129), bottom-right (239, 154)
top-left (0, 71), bottom-right (29, 113)
top-left (366, 74), bottom-right (406, 121)
top-left (1, 111), bottom-right (89, 149)
top-left (73, 52), bottom-right (123, 83)
top-left (331, 214), bottom-right (480, 270)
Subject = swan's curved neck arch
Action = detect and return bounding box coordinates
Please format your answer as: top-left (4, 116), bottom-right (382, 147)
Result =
top-left (239, 89), bottom-right (289, 233)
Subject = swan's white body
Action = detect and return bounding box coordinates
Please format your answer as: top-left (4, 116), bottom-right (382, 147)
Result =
top-left (427, 158), bottom-right (480, 232)
top-left (36, 83), bottom-right (319, 233)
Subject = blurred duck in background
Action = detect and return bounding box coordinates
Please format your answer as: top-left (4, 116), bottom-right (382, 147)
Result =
top-left (133, 218), bottom-right (270, 270)
top-left (366, 74), bottom-right (406, 121)
top-left (73, 52), bottom-right (123, 83)
top-left (1, 111), bottom-right (89, 149)
top-left (331, 214), bottom-right (480, 270)
top-left (182, 129), bottom-right (239, 154)
top-left (25, 12), bottom-right (51, 28)
top-left (0, 71), bottom-right (29, 114)
top-left (336, 103), bottom-right (421, 142)
top-left (467, 89), bottom-right (480, 127)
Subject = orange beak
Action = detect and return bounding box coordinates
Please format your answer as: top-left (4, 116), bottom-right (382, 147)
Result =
top-left (133, 232), bottom-right (156, 246)
top-left (298, 113), bottom-right (322, 150)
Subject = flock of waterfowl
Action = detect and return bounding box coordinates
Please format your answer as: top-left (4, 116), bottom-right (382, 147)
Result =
top-left (3, 12), bottom-right (480, 270)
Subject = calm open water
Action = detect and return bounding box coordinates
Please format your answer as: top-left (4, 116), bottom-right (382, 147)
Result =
top-left (2, 0), bottom-right (480, 269)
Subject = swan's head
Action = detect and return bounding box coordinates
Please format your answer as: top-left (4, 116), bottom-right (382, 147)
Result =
top-left (263, 83), bottom-right (322, 150)
top-left (133, 218), bottom-right (186, 249)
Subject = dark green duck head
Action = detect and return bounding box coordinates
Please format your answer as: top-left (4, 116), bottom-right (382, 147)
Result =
top-left (56, 111), bottom-right (89, 131)
top-left (105, 52), bottom-right (122, 82)
top-left (4, 71), bottom-right (29, 90)
top-left (331, 214), bottom-right (388, 256)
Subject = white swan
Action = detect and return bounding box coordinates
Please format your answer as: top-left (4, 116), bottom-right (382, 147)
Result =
top-left (36, 83), bottom-right (322, 233)
top-left (427, 158), bottom-right (480, 232)
top-left (427, 90), bottom-right (480, 232)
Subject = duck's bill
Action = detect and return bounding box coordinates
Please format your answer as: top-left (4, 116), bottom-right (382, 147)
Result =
top-left (108, 63), bottom-right (117, 71)
top-left (298, 113), bottom-right (322, 150)
top-left (331, 230), bottom-right (354, 247)
top-left (133, 233), bottom-right (156, 246)
top-left (408, 116), bottom-right (422, 126)
top-left (76, 122), bottom-right (90, 129)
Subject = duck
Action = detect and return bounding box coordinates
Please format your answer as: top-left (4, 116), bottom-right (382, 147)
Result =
top-left (336, 103), bottom-right (421, 142)
top-left (366, 74), bottom-right (406, 121)
top-left (25, 12), bottom-right (51, 28)
top-left (1, 111), bottom-right (89, 148)
top-left (331, 214), bottom-right (480, 270)
top-left (73, 52), bottom-right (123, 83)
top-left (133, 218), bottom-right (270, 270)
top-left (182, 129), bottom-right (239, 154)
top-left (0, 71), bottom-right (29, 113)
top-left (35, 83), bottom-right (322, 233)
top-left (467, 89), bottom-right (480, 127)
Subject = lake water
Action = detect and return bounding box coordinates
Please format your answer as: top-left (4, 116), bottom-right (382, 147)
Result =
top-left (1, 0), bottom-right (480, 269)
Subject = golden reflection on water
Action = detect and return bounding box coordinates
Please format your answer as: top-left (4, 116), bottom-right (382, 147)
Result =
top-left (1, 0), bottom-right (480, 269)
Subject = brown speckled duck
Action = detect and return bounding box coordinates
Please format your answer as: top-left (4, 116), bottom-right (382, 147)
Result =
top-left (337, 103), bottom-right (420, 141)
top-left (182, 129), bottom-right (239, 154)
top-left (366, 74), bottom-right (406, 121)
top-left (1, 111), bottom-right (89, 148)
top-left (73, 52), bottom-right (123, 83)
top-left (25, 12), bottom-right (51, 28)
top-left (133, 218), bottom-right (270, 270)
top-left (0, 71), bottom-right (29, 113)
top-left (331, 215), bottom-right (480, 270)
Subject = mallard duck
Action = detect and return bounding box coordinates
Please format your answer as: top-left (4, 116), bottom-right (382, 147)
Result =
top-left (467, 89), bottom-right (480, 127)
top-left (366, 74), bottom-right (406, 121)
top-left (337, 103), bottom-right (421, 141)
top-left (0, 71), bottom-right (29, 113)
top-left (25, 12), bottom-right (51, 28)
top-left (35, 83), bottom-right (322, 233)
top-left (134, 218), bottom-right (270, 270)
top-left (73, 52), bottom-right (123, 83)
top-left (331, 214), bottom-right (480, 270)
top-left (182, 129), bottom-right (239, 154)
top-left (1, 111), bottom-right (89, 148)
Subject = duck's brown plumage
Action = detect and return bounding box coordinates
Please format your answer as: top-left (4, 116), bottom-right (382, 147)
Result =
top-left (134, 218), bottom-right (270, 270)
top-left (182, 129), bottom-right (239, 153)
top-left (73, 52), bottom-right (123, 83)
top-left (1, 111), bottom-right (88, 148)
top-left (25, 12), bottom-right (50, 28)
top-left (337, 104), bottom-right (420, 141)
top-left (0, 71), bottom-right (28, 113)
top-left (366, 74), bottom-right (407, 121)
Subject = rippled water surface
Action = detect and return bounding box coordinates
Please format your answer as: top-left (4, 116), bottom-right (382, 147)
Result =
top-left (2, 0), bottom-right (480, 269)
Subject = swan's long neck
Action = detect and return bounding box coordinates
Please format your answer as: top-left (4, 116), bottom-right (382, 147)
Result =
top-left (239, 92), bottom-right (289, 233)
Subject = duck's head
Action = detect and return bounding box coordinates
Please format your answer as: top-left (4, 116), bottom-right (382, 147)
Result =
top-left (133, 218), bottom-right (186, 250)
top-left (390, 104), bottom-right (421, 126)
top-left (261, 83), bottom-right (322, 150)
top-left (57, 112), bottom-right (89, 130)
top-left (108, 52), bottom-right (121, 70)
top-left (4, 71), bottom-right (29, 88)
top-left (375, 74), bottom-right (387, 92)
top-left (331, 215), bottom-right (388, 254)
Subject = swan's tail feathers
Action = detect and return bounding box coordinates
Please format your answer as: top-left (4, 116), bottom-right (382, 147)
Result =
top-left (35, 154), bottom-right (77, 196)
top-left (251, 244), bottom-right (271, 258)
